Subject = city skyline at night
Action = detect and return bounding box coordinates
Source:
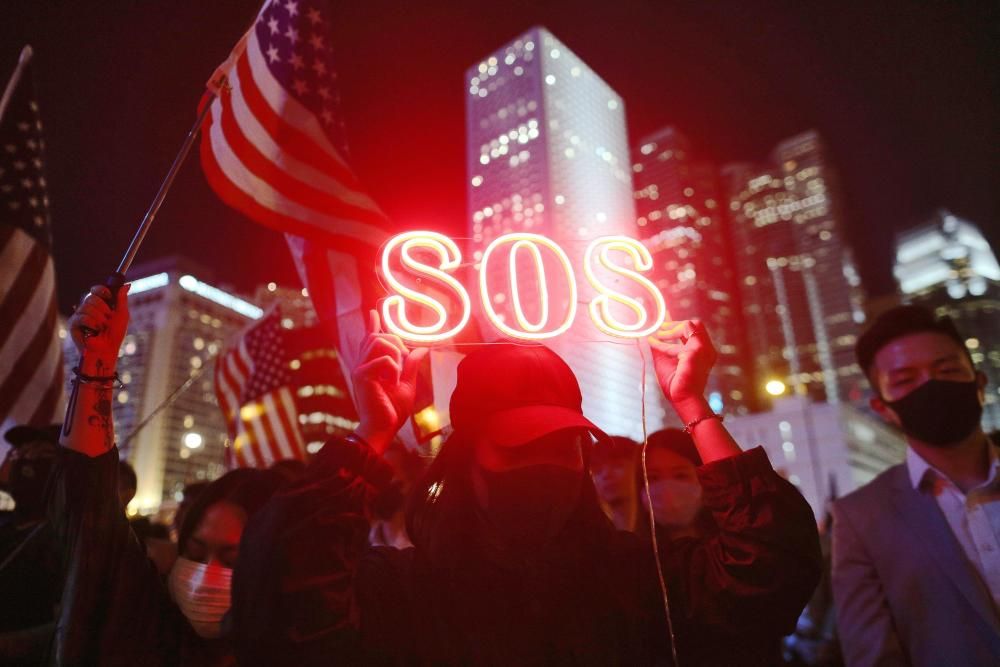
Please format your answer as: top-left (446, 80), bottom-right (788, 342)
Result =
top-left (1, 1), bottom-right (994, 316)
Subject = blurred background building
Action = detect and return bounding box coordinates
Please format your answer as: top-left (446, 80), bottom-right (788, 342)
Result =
top-left (632, 126), bottom-right (749, 416)
top-left (725, 395), bottom-right (906, 518)
top-left (465, 26), bottom-right (666, 439)
top-left (722, 131), bottom-right (867, 409)
top-left (893, 209), bottom-right (1000, 432)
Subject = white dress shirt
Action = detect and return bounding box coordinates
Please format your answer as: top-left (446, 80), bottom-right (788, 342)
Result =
top-left (907, 444), bottom-right (1000, 614)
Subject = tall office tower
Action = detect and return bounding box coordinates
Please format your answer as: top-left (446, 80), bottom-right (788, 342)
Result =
top-left (91, 258), bottom-right (262, 514)
top-left (465, 27), bottom-right (666, 439)
top-left (722, 131), bottom-right (866, 407)
top-left (254, 284), bottom-right (358, 452)
top-left (632, 127), bottom-right (749, 415)
top-left (894, 209), bottom-right (1000, 431)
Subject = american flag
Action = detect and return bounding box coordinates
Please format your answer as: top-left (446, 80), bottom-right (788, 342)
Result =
top-left (214, 307), bottom-right (306, 468)
top-left (200, 1), bottom-right (438, 446)
top-left (199, 0), bottom-right (389, 390)
top-left (0, 46), bottom-right (64, 438)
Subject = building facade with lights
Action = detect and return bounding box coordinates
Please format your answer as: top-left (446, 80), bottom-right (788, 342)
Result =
top-left (465, 26), bottom-right (667, 439)
top-left (725, 395), bottom-right (906, 518)
top-left (894, 210), bottom-right (1000, 432)
top-left (83, 258), bottom-right (263, 514)
top-left (632, 127), bottom-right (750, 415)
top-left (722, 131), bottom-right (867, 407)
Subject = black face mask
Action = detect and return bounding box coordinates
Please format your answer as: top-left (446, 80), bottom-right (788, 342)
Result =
top-left (9, 458), bottom-right (54, 519)
top-left (476, 465), bottom-right (582, 554)
top-left (885, 379), bottom-right (983, 447)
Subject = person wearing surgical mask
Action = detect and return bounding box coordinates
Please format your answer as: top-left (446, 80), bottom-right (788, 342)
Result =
top-left (50, 283), bottom-right (282, 666)
top-left (635, 428), bottom-right (711, 541)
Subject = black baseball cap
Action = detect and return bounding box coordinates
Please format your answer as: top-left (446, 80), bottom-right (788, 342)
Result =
top-left (448, 344), bottom-right (607, 447)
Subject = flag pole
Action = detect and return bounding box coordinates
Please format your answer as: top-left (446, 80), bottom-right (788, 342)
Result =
top-left (0, 45), bottom-right (33, 127)
top-left (104, 93), bottom-right (216, 293)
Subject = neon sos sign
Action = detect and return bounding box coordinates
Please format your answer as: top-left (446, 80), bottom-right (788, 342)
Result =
top-left (380, 231), bottom-right (667, 343)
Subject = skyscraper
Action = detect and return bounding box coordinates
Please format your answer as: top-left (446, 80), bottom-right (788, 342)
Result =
top-left (722, 131), bottom-right (866, 407)
top-left (465, 27), bottom-right (666, 439)
top-left (632, 127), bottom-right (749, 415)
top-left (65, 258), bottom-right (263, 514)
top-left (894, 209), bottom-right (1000, 431)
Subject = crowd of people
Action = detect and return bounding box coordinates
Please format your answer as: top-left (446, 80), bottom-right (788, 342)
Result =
top-left (0, 280), bottom-right (996, 666)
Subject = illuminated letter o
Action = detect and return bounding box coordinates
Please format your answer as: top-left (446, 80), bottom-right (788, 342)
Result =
top-left (479, 233), bottom-right (577, 340)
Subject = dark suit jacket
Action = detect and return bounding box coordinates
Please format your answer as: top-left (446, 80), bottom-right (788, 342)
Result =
top-left (832, 462), bottom-right (1000, 666)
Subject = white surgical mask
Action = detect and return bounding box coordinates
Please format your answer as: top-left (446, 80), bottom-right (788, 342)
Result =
top-left (168, 556), bottom-right (232, 639)
top-left (647, 479), bottom-right (703, 528)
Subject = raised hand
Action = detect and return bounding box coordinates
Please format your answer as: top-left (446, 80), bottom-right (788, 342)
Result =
top-left (352, 310), bottom-right (428, 454)
top-left (649, 319), bottom-right (741, 462)
top-left (648, 319), bottom-right (718, 412)
top-left (62, 283), bottom-right (131, 456)
top-left (69, 284), bottom-right (130, 375)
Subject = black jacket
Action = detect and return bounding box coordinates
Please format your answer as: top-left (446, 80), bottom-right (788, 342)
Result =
top-left (231, 438), bottom-right (821, 666)
top-left (47, 447), bottom-right (230, 667)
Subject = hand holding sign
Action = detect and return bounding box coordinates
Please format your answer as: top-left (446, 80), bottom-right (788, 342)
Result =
top-left (352, 310), bottom-right (428, 454)
top-left (648, 319), bottom-right (718, 418)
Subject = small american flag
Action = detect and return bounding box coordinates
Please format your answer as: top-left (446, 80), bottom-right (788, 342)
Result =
top-left (0, 46), bottom-right (64, 438)
top-left (214, 307), bottom-right (306, 468)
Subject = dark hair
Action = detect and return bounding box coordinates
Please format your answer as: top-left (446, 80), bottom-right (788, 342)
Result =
top-left (856, 305), bottom-right (972, 381)
top-left (177, 468), bottom-right (284, 555)
top-left (118, 461), bottom-right (137, 492)
top-left (646, 429), bottom-right (701, 466)
top-left (590, 435), bottom-right (639, 469)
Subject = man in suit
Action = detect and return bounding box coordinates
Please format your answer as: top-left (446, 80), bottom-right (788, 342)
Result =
top-left (832, 305), bottom-right (1000, 666)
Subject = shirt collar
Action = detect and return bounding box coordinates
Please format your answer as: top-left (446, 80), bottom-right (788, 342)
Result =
top-left (906, 443), bottom-right (1000, 490)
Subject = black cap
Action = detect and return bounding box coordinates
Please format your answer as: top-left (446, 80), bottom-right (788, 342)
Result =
top-left (4, 424), bottom-right (62, 448)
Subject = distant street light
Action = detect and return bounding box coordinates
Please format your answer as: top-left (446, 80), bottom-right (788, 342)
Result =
top-left (183, 432), bottom-right (204, 449)
top-left (765, 379), bottom-right (787, 397)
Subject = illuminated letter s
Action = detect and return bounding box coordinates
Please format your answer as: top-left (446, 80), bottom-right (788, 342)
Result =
top-left (584, 235), bottom-right (667, 338)
top-left (380, 231), bottom-right (471, 343)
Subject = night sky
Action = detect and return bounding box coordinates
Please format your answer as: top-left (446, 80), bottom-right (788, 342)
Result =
top-left (3, 0), bottom-right (996, 313)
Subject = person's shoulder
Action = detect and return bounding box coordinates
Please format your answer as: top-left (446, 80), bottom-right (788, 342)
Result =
top-left (833, 463), bottom-right (906, 521)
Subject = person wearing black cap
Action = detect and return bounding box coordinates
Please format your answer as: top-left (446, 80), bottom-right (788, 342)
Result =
top-left (231, 313), bottom-right (820, 666)
top-left (832, 305), bottom-right (1000, 666)
top-left (0, 424), bottom-right (61, 664)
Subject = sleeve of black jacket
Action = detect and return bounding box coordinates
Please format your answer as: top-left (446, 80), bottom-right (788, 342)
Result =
top-left (47, 446), bottom-right (183, 667)
top-left (670, 446), bottom-right (822, 637)
top-left (230, 436), bottom-right (394, 667)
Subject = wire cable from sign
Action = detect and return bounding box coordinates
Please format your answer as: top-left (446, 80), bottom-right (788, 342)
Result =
top-left (637, 338), bottom-right (680, 666)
